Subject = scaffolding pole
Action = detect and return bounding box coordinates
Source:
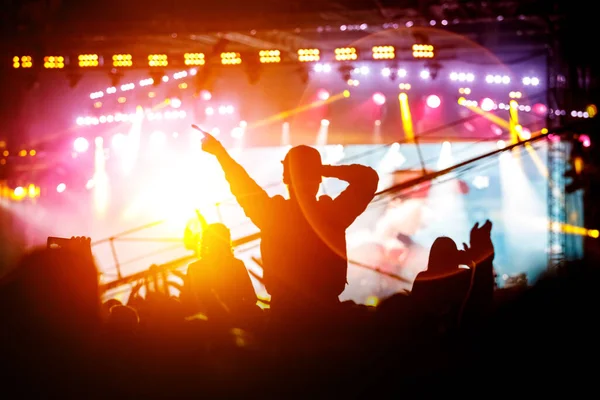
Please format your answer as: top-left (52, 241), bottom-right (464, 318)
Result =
top-left (546, 23), bottom-right (567, 270)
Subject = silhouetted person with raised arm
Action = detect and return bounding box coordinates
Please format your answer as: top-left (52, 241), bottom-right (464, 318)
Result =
top-left (184, 223), bottom-right (258, 326)
top-left (410, 220), bottom-right (495, 334)
top-left (198, 129), bottom-right (379, 317)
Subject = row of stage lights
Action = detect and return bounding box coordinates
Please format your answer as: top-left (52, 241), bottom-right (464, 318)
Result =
top-left (76, 91), bottom-right (594, 131)
top-left (76, 109), bottom-right (187, 126)
top-left (314, 64), bottom-right (540, 86)
top-left (87, 64), bottom-right (542, 102)
top-left (11, 45), bottom-right (435, 70)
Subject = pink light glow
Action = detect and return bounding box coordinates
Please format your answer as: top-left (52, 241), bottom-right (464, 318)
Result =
top-left (73, 137), bottom-right (89, 153)
top-left (317, 89), bottom-right (330, 101)
top-left (579, 134), bottom-right (591, 148)
top-left (426, 94), bottom-right (441, 109)
top-left (372, 92), bottom-right (386, 106)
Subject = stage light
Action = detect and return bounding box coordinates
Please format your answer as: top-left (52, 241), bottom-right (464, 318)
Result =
top-left (184, 53), bottom-right (205, 66)
top-left (314, 63), bottom-right (331, 73)
top-left (117, 97), bottom-right (126, 104)
top-left (480, 97), bottom-right (495, 111)
top-left (335, 47), bottom-right (358, 61)
top-left (173, 71), bottom-right (187, 80)
top-left (74, 137), bottom-right (90, 153)
top-left (259, 50), bottom-right (281, 63)
top-left (77, 54), bottom-right (99, 67)
top-left (398, 83), bottom-right (411, 90)
top-left (397, 68), bottom-right (407, 78)
top-left (372, 46), bottom-right (395, 60)
top-left (211, 128), bottom-right (221, 136)
top-left (420, 70), bottom-right (430, 79)
top-left (317, 89), bottom-right (330, 101)
top-left (523, 76), bottom-right (540, 86)
top-left (221, 52), bottom-right (242, 65)
top-left (199, 90), bottom-right (211, 101)
top-left (14, 187), bottom-right (25, 197)
top-left (120, 83), bottom-right (134, 91)
top-left (458, 88), bottom-right (471, 95)
top-left (579, 134), bottom-right (591, 148)
top-left (321, 119), bottom-right (330, 126)
top-left (497, 140), bottom-right (506, 149)
top-left (43, 56), bottom-right (64, 69)
top-left (13, 56), bottom-right (32, 68)
top-left (372, 92), bottom-right (386, 106)
top-left (298, 49), bottom-right (320, 62)
top-left (520, 127), bottom-right (531, 140)
top-left (139, 78), bottom-right (154, 86)
top-left (205, 107), bottom-right (214, 116)
top-left (170, 98), bottom-right (182, 108)
top-left (56, 183), bottom-right (66, 193)
top-left (509, 91), bottom-right (522, 99)
top-left (112, 54), bottom-right (132, 67)
top-left (450, 72), bottom-right (475, 82)
top-left (343, 90), bottom-right (350, 98)
top-left (381, 67), bottom-right (391, 77)
top-left (472, 175), bottom-right (489, 189)
top-left (426, 94), bottom-right (441, 108)
top-left (29, 150), bottom-right (36, 156)
top-left (412, 44), bottom-right (434, 58)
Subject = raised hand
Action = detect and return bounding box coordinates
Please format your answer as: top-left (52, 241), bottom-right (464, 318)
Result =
top-left (192, 124), bottom-right (224, 155)
top-left (467, 220), bottom-right (494, 263)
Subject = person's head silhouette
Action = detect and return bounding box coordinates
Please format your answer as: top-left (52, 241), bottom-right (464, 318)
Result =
top-left (201, 223), bottom-right (232, 260)
top-left (282, 145), bottom-right (322, 199)
top-left (426, 236), bottom-right (463, 276)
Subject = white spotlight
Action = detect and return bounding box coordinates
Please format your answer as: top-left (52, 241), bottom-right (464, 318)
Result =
top-left (321, 119), bottom-right (330, 126)
top-left (73, 137), bottom-right (89, 153)
top-left (231, 127), bottom-right (244, 139)
top-left (150, 131), bottom-right (167, 146)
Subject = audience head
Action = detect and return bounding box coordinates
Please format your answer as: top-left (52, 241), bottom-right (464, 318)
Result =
top-left (282, 145), bottom-right (322, 198)
top-left (426, 236), bottom-right (464, 275)
top-left (0, 246), bottom-right (101, 340)
top-left (201, 223), bottom-right (232, 259)
top-left (107, 305), bottom-right (139, 333)
top-left (102, 298), bottom-right (122, 320)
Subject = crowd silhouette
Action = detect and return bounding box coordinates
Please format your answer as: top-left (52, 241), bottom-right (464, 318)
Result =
top-left (1, 131), bottom-right (598, 398)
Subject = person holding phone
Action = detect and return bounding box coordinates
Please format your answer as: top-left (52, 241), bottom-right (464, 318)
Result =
top-left (194, 126), bottom-right (379, 319)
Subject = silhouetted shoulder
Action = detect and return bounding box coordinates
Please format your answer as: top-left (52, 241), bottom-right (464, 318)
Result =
top-left (318, 195), bottom-right (334, 203)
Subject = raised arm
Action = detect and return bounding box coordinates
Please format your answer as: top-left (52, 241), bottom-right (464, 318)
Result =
top-left (322, 164), bottom-right (379, 227)
top-left (200, 130), bottom-right (271, 228)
